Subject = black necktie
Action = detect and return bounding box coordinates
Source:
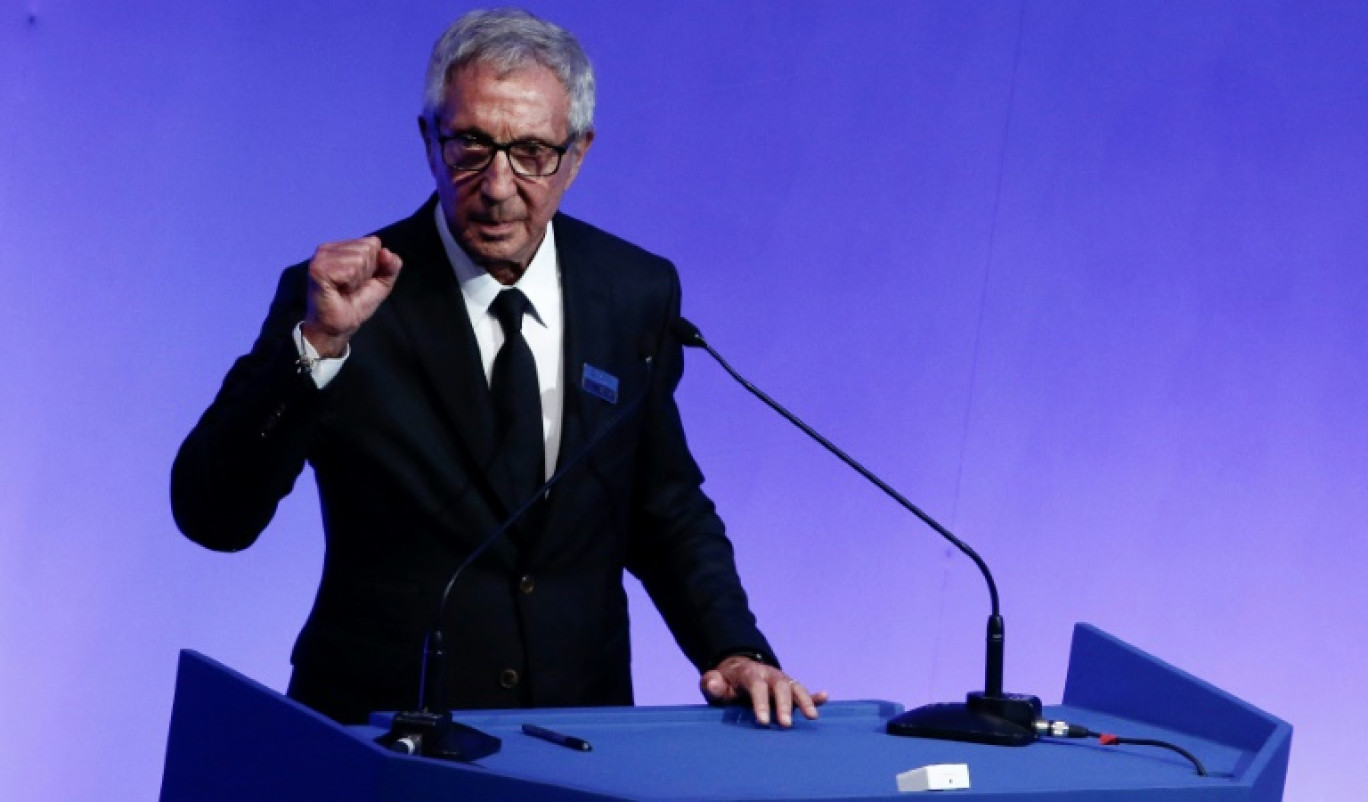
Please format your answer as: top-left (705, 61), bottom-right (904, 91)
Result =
top-left (487, 289), bottom-right (545, 526)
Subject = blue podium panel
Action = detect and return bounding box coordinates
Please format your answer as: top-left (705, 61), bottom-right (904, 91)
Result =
top-left (161, 624), bottom-right (1290, 801)
top-left (1061, 624), bottom-right (1292, 802)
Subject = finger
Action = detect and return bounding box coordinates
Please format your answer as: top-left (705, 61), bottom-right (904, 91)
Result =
top-left (699, 670), bottom-right (731, 704)
top-left (317, 236), bottom-right (379, 259)
top-left (376, 247), bottom-right (404, 279)
top-left (312, 242), bottom-right (374, 289)
top-left (748, 674), bottom-right (772, 726)
top-left (791, 682), bottom-right (822, 721)
top-left (773, 677), bottom-right (795, 728)
top-left (342, 239), bottom-right (384, 282)
top-left (347, 236), bottom-right (384, 267)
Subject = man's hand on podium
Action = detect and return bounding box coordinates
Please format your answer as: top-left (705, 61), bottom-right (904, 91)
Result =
top-left (701, 656), bottom-right (828, 728)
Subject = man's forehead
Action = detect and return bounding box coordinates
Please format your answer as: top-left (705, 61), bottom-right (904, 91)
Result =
top-left (437, 60), bottom-right (570, 123)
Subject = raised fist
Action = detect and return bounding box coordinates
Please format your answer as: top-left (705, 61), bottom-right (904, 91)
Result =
top-left (301, 236), bottom-right (403, 357)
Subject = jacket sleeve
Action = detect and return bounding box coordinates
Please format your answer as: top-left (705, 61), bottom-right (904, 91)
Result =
top-left (623, 265), bottom-right (779, 671)
top-left (170, 263), bottom-right (324, 552)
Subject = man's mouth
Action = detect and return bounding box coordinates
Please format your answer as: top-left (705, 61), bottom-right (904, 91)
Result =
top-left (473, 218), bottom-right (519, 237)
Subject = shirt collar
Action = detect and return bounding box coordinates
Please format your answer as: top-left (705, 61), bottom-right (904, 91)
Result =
top-left (434, 204), bottom-right (560, 329)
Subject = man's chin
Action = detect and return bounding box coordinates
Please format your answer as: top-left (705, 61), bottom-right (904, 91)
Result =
top-left (458, 238), bottom-right (529, 276)
top-left (459, 225), bottom-right (543, 270)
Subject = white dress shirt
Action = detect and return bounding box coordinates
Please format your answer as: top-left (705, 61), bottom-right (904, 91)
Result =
top-left (435, 205), bottom-right (564, 479)
top-left (296, 207), bottom-right (566, 480)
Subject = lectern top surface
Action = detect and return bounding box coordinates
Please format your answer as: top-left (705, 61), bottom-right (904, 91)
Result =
top-left (362, 700), bottom-right (1250, 801)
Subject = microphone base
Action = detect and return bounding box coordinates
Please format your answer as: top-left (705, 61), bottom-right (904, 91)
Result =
top-left (376, 710), bottom-right (502, 762)
top-left (886, 692), bottom-right (1042, 747)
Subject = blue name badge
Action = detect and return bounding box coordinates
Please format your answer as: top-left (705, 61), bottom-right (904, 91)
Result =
top-left (581, 363), bottom-right (620, 404)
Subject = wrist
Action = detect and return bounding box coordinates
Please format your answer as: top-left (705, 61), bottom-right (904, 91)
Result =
top-left (300, 320), bottom-right (350, 359)
top-left (714, 650), bottom-right (768, 670)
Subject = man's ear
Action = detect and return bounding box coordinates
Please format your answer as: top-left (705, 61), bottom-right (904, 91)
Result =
top-left (564, 129), bottom-right (595, 184)
top-left (417, 115), bottom-right (443, 179)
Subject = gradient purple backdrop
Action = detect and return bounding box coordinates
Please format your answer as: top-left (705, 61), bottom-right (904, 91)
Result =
top-left (2, 1), bottom-right (1363, 799)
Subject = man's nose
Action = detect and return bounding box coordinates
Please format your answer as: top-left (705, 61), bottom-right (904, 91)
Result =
top-left (478, 151), bottom-right (519, 201)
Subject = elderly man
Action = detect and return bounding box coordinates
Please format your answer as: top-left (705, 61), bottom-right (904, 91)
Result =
top-left (172, 8), bottom-right (824, 727)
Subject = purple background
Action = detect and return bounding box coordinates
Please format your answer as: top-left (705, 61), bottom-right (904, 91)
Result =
top-left (2, 2), bottom-right (1364, 799)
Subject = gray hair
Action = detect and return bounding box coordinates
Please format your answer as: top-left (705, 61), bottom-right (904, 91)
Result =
top-left (422, 8), bottom-right (595, 140)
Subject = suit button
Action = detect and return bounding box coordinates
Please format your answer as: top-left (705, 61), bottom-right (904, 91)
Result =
top-left (499, 668), bottom-right (521, 689)
top-left (518, 575), bottom-right (535, 594)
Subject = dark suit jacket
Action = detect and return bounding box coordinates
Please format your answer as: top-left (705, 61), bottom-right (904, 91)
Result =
top-left (171, 197), bottom-right (775, 723)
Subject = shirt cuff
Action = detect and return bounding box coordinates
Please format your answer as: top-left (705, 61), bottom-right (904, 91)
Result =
top-left (293, 322), bottom-right (349, 389)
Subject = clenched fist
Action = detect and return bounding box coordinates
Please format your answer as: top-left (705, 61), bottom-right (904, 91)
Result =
top-left (301, 236), bottom-right (403, 357)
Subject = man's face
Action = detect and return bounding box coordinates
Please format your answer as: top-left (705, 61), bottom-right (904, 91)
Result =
top-left (421, 61), bottom-right (591, 281)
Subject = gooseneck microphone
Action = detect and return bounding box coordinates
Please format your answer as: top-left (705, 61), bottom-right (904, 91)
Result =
top-left (671, 318), bottom-right (1041, 746)
top-left (377, 336), bottom-right (657, 761)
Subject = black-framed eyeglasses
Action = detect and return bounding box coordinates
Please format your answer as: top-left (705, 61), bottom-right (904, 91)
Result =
top-left (437, 132), bottom-right (572, 178)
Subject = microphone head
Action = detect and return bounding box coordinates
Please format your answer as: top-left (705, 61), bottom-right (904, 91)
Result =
top-left (669, 317), bottom-right (704, 348)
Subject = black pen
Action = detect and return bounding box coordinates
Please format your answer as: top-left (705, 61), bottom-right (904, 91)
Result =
top-left (521, 723), bottom-right (593, 751)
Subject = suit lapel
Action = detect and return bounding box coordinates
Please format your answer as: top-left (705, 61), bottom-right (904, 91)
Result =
top-left (383, 200), bottom-right (505, 511)
top-left (381, 201), bottom-right (525, 568)
top-left (554, 214), bottom-right (617, 478)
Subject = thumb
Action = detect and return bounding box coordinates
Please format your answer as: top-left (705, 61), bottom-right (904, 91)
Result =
top-left (700, 670), bottom-right (731, 703)
top-left (376, 247), bottom-right (404, 279)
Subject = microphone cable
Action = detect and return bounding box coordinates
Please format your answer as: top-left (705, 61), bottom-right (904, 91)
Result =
top-left (1034, 718), bottom-right (1209, 776)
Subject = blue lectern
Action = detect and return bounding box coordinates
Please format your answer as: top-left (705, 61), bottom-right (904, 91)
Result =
top-left (161, 623), bottom-right (1290, 800)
